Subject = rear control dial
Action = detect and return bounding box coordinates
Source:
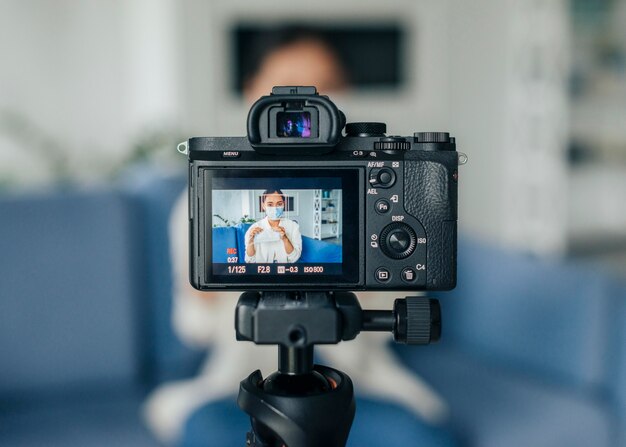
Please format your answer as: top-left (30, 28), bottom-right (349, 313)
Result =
top-left (379, 223), bottom-right (417, 259)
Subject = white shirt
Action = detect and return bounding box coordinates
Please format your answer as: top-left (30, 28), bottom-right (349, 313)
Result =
top-left (244, 217), bottom-right (302, 263)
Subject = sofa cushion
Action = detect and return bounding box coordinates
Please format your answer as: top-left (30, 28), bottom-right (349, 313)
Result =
top-left (121, 169), bottom-right (205, 385)
top-left (609, 284), bottom-right (626, 445)
top-left (0, 190), bottom-right (140, 395)
top-left (0, 388), bottom-right (157, 447)
top-left (300, 236), bottom-right (342, 263)
top-left (441, 237), bottom-right (616, 389)
top-left (394, 344), bottom-right (613, 447)
top-left (212, 227), bottom-right (238, 263)
top-left (235, 223), bottom-right (252, 257)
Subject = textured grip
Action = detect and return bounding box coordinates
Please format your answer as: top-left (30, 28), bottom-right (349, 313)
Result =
top-left (404, 159), bottom-right (457, 289)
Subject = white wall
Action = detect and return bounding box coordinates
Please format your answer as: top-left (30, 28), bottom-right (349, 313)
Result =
top-left (447, 0), bottom-right (570, 255)
top-left (0, 0), bottom-right (571, 256)
top-left (190, 0), bottom-right (451, 136)
top-left (288, 189), bottom-right (315, 238)
top-left (212, 190), bottom-right (251, 225)
top-left (0, 0), bottom-right (182, 186)
top-left (186, 0), bottom-right (570, 255)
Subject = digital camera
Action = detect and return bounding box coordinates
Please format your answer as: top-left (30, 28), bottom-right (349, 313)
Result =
top-left (180, 86), bottom-right (460, 291)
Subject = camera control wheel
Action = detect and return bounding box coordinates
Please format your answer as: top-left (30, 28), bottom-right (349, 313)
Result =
top-left (345, 122), bottom-right (386, 137)
top-left (369, 168), bottom-right (396, 188)
top-left (379, 222), bottom-right (417, 259)
top-left (414, 131), bottom-right (451, 144)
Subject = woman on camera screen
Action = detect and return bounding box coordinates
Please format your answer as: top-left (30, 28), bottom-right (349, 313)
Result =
top-left (244, 189), bottom-right (302, 263)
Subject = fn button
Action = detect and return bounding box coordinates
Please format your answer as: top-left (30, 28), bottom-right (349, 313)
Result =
top-left (375, 199), bottom-right (391, 214)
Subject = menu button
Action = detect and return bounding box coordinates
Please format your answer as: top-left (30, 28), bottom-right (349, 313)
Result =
top-left (222, 151), bottom-right (241, 158)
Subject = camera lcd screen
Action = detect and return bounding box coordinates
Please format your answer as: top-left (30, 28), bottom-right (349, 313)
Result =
top-left (205, 169), bottom-right (360, 286)
top-left (276, 112), bottom-right (312, 138)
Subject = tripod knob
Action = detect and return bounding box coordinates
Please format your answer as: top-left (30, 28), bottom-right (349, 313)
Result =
top-left (393, 297), bottom-right (441, 344)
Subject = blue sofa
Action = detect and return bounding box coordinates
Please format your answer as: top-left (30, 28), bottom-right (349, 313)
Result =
top-left (212, 223), bottom-right (342, 264)
top-left (1, 168), bottom-right (624, 446)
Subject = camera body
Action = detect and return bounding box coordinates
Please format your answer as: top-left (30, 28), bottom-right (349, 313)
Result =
top-left (184, 86), bottom-right (459, 291)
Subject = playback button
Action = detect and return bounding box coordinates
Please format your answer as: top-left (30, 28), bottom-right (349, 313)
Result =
top-left (375, 267), bottom-right (391, 283)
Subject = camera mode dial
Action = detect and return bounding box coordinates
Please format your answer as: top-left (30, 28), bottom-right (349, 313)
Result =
top-left (379, 222), bottom-right (417, 260)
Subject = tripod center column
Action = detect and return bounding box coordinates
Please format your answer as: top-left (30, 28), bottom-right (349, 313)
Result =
top-left (279, 345), bottom-right (314, 375)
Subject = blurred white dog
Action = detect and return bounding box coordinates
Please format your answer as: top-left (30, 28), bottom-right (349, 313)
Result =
top-left (143, 193), bottom-right (448, 443)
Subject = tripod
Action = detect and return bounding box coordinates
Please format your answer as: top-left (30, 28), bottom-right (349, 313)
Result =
top-left (235, 291), bottom-right (441, 447)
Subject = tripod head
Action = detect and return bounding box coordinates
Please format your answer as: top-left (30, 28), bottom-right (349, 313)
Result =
top-left (235, 291), bottom-right (441, 447)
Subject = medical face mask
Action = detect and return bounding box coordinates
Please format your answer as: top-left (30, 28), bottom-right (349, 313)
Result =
top-left (265, 206), bottom-right (284, 220)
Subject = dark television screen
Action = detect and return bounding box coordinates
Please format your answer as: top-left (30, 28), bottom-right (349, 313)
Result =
top-left (232, 24), bottom-right (405, 94)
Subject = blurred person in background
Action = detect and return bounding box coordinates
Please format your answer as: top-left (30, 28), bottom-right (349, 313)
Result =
top-left (144, 27), bottom-right (458, 447)
top-left (241, 27), bottom-right (349, 101)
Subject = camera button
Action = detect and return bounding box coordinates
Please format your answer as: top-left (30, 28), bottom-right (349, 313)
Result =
top-left (221, 151), bottom-right (241, 158)
top-left (401, 267), bottom-right (417, 283)
top-left (379, 171), bottom-right (392, 184)
top-left (350, 150), bottom-right (367, 158)
top-left (375, 199), bottom-right (391, 214)
top-left (369, 168), bottom-right (396, 188)
top-left (375, 268), bottom-right (391, 283)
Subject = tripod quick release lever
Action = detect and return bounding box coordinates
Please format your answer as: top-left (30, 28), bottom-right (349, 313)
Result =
top-left (361, 297), bottom-right (441, 345)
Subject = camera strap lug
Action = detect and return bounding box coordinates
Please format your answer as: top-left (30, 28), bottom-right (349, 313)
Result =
top-left (458, 152), bottom-right (468, 165)
top-left (177, 140), bottom-right (189, 155)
